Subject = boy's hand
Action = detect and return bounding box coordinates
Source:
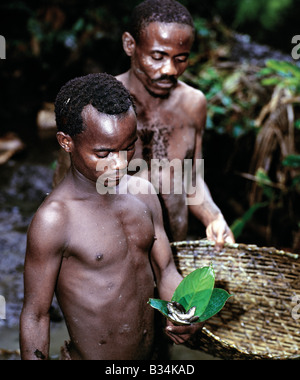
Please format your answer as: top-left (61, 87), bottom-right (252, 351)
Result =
top-left (164, 319), bottom-right (205, 345)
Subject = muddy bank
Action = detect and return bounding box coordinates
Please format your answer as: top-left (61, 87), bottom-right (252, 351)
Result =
top-left (0, 139), bottom-right (61, 330)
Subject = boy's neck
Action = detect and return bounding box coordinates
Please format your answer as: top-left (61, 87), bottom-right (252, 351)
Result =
top-left (70, 166), bottom-right (127, 201)
top-left (71, 166), bottom-right (100, 197)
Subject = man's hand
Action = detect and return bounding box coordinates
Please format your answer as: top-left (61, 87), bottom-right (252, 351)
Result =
top-left (164, 319), bottom-right (204, 345)
top-left (206, 215), bottom-right (235, 249)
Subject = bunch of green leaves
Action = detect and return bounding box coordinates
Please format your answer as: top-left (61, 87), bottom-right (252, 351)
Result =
top-left (185, 64), bottom-right (258, 137)
top-left (259, 60), bottom-right (300, 95)
top-left (148, 265), bottom-right (232, 324)
top-left (283, 155), bottom-right (300, 191)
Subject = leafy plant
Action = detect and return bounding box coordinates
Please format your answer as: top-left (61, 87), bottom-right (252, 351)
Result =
top-left (148, 265), bottom-right (232, 325)
top-left (230, 201), bottom-right (268, 240)
top-left (259, 60), bottom-right (300, 94)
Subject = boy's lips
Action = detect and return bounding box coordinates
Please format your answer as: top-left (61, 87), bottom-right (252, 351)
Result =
top-left (106, 170), bottom-right (127, 182)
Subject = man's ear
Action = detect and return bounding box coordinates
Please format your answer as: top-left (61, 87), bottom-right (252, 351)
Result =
top-left (122, 32), bottom-right (136, 57)
top-left (56, 132), bottom-right (73, 153)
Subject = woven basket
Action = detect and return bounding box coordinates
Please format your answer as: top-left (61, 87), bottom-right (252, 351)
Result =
top-left (171, 240), bottom-right (300, 360)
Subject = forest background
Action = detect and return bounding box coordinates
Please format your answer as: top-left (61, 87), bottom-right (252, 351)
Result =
top-left (1, 0), bottom-right (300, 252)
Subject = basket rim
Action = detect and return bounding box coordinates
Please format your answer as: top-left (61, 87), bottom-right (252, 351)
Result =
top-left (201, 326), bottom-right (300, 360)
top-left (171, 239), bottom-right (300, 360)
top-left (171, 239), bottom-right (299, 260)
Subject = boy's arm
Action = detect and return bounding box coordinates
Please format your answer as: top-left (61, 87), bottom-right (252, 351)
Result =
top-left (20, 202), bottom-right (66, 360)
top-left (149, 191), bottom-right (204, 345)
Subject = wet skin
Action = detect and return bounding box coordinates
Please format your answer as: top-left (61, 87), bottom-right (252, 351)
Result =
top-left (53, 22), bottom-right (234, 245)
top-left (118, 22), bottom-right (234, 244)
top-left (20, 105), bottom-right (198, 360)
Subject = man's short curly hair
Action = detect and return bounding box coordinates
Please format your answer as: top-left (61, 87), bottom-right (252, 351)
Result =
top-left (55, 73), bottom-right (135, 137)
top-left (129, 0), bottom-right (194, 42)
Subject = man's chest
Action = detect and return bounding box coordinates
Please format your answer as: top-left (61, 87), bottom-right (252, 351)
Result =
top-left (135, 118), bottom-right (196, 164)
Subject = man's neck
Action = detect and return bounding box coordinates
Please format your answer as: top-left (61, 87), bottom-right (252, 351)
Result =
top-left (123, 70), bottom-right (171, 106)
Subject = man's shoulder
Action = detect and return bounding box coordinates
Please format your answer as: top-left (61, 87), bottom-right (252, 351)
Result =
top-left (176, 81), bottom-right (207, 129)
top-left (177, 80), bottom-right (206, 106)
top-left (115, 72), bottom-right (129, 87)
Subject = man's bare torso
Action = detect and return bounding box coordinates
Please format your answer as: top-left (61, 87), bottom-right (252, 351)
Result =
top-left (117, 72), bottom-right (205, 241)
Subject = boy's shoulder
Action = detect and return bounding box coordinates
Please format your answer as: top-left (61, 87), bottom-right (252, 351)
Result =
top-left (126, 175), bottom-right (159, 203)
top-left (29, 190), bottom-right (68, 235)
top-left (127, 174), bottom-right (155, 195)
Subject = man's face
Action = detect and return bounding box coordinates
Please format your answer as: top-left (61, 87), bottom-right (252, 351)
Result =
top-left (131, 22), bottom-right (194, 97)
top-left (70, 105), bottom-right (137, 186)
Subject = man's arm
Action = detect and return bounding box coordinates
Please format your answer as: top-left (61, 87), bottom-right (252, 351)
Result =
top-left (20, 202), bottom-right (66, 360)
top-left (187, 91), bottom-right (235, 247)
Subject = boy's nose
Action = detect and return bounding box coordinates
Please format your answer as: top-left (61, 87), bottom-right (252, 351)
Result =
top-left (110, 151), bottom-right (128, 170)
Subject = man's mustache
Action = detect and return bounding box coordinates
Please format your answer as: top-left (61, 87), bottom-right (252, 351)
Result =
top-left (152, 75), bottom-right (177, 84)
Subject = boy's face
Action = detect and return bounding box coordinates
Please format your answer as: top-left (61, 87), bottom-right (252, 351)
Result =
top-left (130, 22), bottom-right (194, 97)
top-left (63, 105), bottom-right (137, 185)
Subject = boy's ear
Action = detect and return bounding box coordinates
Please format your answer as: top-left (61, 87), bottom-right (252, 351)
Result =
top-left (122, 32), bottom-right (136, 57)
top-left (56, 132), bottom-right (73, 153)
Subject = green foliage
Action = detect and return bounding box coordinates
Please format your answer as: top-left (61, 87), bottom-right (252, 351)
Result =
top-left (229, 59), bottom-right (300, 243)
top-left (282, 154), bottom-right (300, 169)
top-left (282, 156), bottom-right (300, 191)
top-left (259, 60), bottom-right (300, 94)
top-left (172, 265), bottom-right (215, 316)
top-left (149, 265), bottom-right (232, 323)
top-left (232, 0), bottom-right (293, 31)
top-left (231, 202), bottom-right (268, 240)
top-left (186, 62), bottom-right (258, 137)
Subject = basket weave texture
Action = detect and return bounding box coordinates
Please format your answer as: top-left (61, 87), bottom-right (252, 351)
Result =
top-left (171, 240), bottom-right (300, 360)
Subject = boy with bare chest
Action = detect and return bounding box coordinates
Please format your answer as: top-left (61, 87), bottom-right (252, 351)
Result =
top-left (20, 73), bottom-right (201, 360)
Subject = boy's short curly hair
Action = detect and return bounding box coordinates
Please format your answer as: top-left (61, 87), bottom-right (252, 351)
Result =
top-left (129, 0), bottom-right (194, 42)
top-left (55, 73), bottom-right (135, 137)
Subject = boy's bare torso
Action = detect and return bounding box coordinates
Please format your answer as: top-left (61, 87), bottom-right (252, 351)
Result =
top-left (48, 173), bottom-right (158, 360)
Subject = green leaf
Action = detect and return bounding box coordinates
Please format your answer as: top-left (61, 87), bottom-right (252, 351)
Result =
top-left (230, 201), bottom-right (268, 239)
top-left (282, 154), bottom-right (300, 168)
top-left (198, 288), bottom-right (233, 322)
top-left (266, 60), bottom-right (300, 79)
top-left (295, 120), bottom-right (300, 130)
top-left (171, 265), bottom-right (215, 317)
top-left (148, 299), bottom-right (169, 318)
top-left (261, 77), bottom-right (281, 86)
top-left (255, 168), bottom-right (275, 199)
